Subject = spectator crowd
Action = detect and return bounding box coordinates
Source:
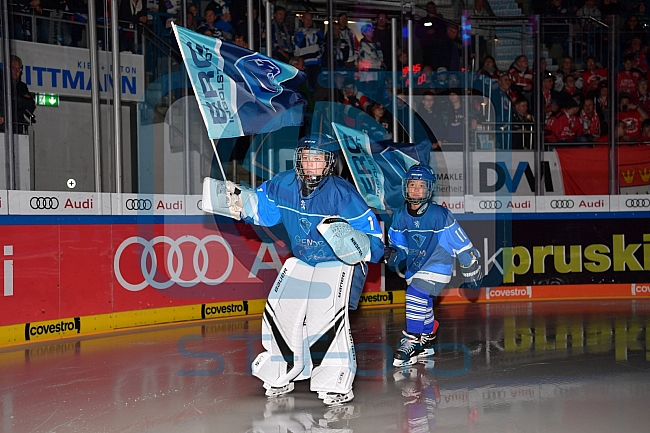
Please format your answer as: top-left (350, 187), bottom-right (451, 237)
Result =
top-left (8, 0), bottom-right (650, 147)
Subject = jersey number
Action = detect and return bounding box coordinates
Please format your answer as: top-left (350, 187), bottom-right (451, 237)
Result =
top-left (455, 228), bottom-right (467, 242)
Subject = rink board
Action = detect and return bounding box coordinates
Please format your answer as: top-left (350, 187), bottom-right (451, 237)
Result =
top-left (0, 190), bottom-right (649, 346)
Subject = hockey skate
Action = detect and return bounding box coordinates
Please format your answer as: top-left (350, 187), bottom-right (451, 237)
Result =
top-left (393, 331), bottom-right (423, 367)
top-left (264, 382), bottom-right (295, 398)
top-left (322, 390), bottom-right (354, 406)
top-left (418, 320), bottom-right (439, 358)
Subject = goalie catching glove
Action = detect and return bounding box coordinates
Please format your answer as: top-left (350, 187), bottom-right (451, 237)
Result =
top-left (201, 177), bottom-right (255, 220)
top-left (460, 251), bottom-right (483, 291)
top-left (317, 217), bottom-right (371, 265)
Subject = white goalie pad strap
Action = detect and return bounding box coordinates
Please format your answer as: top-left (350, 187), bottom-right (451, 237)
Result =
top-left (307, 261), bottom-right (356, 394)
top-left (201, 177), bottom-right (255, 220)
top-left (317, 217), bottom-right (370, 265)
top-left (253, 258), bottom-right (315, 387)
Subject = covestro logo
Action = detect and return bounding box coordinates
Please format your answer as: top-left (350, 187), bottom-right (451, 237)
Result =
top-left (631, 284), bottom-right (650, 295)
top-left (201, 301), bottom-right (249, 319)
top-left (24, 317), bottom-right (81, 341)
top-left (486, 287), bottom-right (532, 300)
top-left (358, 292), bottom-right (394, 305)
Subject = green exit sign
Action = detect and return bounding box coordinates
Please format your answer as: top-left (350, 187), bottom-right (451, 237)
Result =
top-left (35, 93), bottom-right (59, 107)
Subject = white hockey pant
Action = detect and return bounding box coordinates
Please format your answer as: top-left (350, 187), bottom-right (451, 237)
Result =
top-left (252, 257), bottom-right (356, 394)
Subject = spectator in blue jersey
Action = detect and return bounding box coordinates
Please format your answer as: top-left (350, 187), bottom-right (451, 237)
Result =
top-left (216, 134), bottom-right (384, 406)
top-left (215, 11), bottom-right (234, 41)
top-left (325, 12), bottom-right (358, 68)
top-left (385, 165), bottom-right (482, 367)
top-left (358, 23), bottom-right (386, 102)
top-left (271, 6), bottom-right (294, 62)
top-left (294, 12), bottom-right (324, 91)
top-left (198, 8), bottom-right (228, 40)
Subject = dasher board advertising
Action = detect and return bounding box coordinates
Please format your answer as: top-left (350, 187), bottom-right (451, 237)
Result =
top-left (10, 40), bottom-right (144, 102)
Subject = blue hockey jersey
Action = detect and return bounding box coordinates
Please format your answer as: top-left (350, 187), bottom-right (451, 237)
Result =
top-left (244, 170), bottom-right (384, 266)
top-left (388, 203), bottom-right (477, 282)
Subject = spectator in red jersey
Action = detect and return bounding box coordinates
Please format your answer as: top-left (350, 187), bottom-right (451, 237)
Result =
top-left (617, 54), bottom-right (644, 93)
top-left (581, 56), bottom-right (607, 95)
top-left (508, 55), bottom-right (534, 98)
top-left (617, 92), bottom-right (649, 139)
top-left (631, 78), bottom-right (650, 112)
top-left (545, 99), bottom-right (585, 143)
top-left (623, 35), bottom-right (649, 73)
top-left (579, 98), bottom-right (602, 141)
top-left (636, 118), bottom-right (650, 143)
top-left (341, 79), bottom-right (371, 127)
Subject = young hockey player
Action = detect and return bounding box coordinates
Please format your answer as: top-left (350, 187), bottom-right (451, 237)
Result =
top-left (203, 134), bottom-right (384, 405)
top-left (385, 165), bottom-right (482, 367)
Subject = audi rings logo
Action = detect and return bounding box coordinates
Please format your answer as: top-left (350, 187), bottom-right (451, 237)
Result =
top-left (114, 235), bottom-right (234, 291)
top-left (625, 198), bottom-right (650, 208)
top-left (550, 199), bottom-right (575, 209)
top-left (478, 200), bottom-right (502, 210)
top-left (125, 199), bottom-right (152, 211)
top-left (30, 197), bottom-right (59, 210)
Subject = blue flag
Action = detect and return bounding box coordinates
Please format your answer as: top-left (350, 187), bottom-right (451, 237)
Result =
top-left (332, 123), bottom-right (431, 212)
top-left (172, 24), bottom-right (306, 139)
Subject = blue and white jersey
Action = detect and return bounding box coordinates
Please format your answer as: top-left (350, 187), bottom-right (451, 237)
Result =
top-left (294, 27), bottom-right (324, 66)
top-left (244, 171), bottom-right (384, 266)
top-left (388, 203), bottom-right (476, 283)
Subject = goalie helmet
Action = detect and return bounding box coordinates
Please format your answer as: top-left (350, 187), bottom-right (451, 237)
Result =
top-left (294, 134), bottom-right (339, 189)
top-left (403, 164), bottom-right (436, 204)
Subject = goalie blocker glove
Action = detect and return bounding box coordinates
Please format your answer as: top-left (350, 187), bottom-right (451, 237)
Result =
top-left (317, 217), bottom-right (371, 265)
top-left (460, 252), bottom-right (483, 291)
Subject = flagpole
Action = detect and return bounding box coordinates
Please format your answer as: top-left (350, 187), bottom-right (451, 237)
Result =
top-left (210, 139), bottom-right (228, 181)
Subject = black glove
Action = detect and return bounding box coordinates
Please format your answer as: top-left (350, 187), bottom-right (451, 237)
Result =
top-left (460, 256), bottom-right (483, 291)
top-left (383, 245), bottom-right (398, 264)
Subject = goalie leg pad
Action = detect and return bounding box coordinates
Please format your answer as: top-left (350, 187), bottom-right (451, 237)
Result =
top-left (253, 258), bottom-right (314, 387)
top-left (317, 217), bottom-right (370, 265)
top-left (306, 261), bottom-right (356, 394)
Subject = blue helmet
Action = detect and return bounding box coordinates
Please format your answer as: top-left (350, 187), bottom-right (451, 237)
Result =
top-left (294, 134), bottom-right (339, 188)
top-left (402, 164), bottom-right (436, 204)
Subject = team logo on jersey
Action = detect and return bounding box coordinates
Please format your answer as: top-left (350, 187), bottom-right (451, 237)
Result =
top-left (411, 233), bottom-right (426, 248)
top-left (235, 54), bottom-right (296, 110)
top-left (300, 218), bottom-right (312, 234)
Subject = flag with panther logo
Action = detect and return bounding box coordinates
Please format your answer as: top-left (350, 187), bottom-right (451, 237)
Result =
top-left (172, 24), bottom-right (306, 139)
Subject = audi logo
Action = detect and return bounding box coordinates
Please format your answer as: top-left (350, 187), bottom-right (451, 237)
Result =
top-left (478, 200), bottom-right (502, 210)
top-left (125, 199), bottom-right (152, 211)
top-left (114, 235), bottom-right (234, 291)
top-left (625, 198), bottom-right (650, 208)
top-left (30, 197), bottom-right (60, 210)
top-left (550, 199), bottom-right (575, 209)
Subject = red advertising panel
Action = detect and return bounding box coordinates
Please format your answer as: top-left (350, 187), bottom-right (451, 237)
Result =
top-left (0, 220), bottom-right (383, 327)
top-left (0, 225), bottom-right (60, 325)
